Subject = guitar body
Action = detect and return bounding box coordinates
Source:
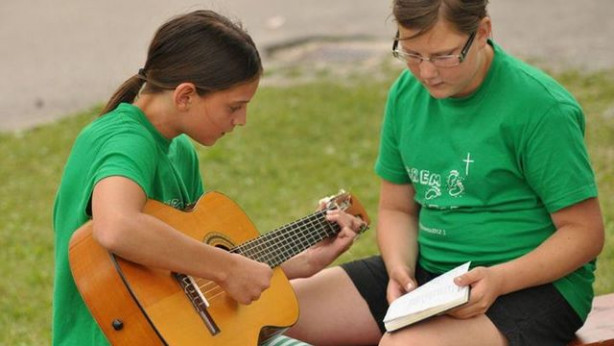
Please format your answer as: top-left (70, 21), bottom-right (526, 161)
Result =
top-left (69, 192), bottom-right (298, 345)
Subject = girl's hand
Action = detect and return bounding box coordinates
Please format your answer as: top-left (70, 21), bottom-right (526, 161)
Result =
top-left (386, 265), bottom-right (417, 303)
top-left (219, 254), bottom-right (273, 305)
top-left (448, 266), bottom-right (505, 319)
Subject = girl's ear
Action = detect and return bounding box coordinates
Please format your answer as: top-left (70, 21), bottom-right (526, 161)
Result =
top-left (477, 16), bottom-right (492, 47)
top-left (173, 82), bottom-right (198, 111)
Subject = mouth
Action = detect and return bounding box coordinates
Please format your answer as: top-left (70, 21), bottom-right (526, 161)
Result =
top-left (425, 80), bottom-right (444, 88)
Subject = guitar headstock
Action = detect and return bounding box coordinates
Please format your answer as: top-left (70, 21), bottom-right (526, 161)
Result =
top-left (322, 190), bottom-right (371, 233)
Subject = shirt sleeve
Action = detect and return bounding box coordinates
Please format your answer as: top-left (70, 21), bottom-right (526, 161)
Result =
top-left (90, 129), bottom-right (158, 197)
top-left (375, 78), bottom-right (413, 184)
top-left (520, 101), bottom-right (598, 212)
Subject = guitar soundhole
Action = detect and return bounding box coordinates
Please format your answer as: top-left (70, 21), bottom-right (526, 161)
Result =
top-left (203, 232), bottom-right (235, 251)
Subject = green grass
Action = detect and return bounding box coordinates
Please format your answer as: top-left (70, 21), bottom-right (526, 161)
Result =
top-left (1, 66), bottom-right (613, 344)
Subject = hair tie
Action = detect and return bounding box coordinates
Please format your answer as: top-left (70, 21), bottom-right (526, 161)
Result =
top-left (137, 68), bottom-right (147, 80)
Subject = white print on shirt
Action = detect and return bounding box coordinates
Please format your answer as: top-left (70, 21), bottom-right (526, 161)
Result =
top-left (463, 152), bottom-right (474, 175)
top-left (406, 152), bottom-right (472, 201)
top-left (447, 170), bottom-right (464, 197)
top-left (167, 198), bottom-right (185, 210)
top-left (419, 222), bottom-right (446, 236)
top-left (407, 167), bottom-right (442, 200)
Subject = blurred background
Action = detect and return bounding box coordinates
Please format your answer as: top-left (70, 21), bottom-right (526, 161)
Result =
top-left (1, 0), bottom-right (613, 131)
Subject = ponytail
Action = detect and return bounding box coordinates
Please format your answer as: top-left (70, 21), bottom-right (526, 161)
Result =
top-left (99, 74), bottom-right (146, 116)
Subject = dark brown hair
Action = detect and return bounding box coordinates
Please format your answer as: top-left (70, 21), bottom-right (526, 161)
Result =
top-left (101, 10), bottom-right (262, 115)
top-left (393, 0), bottom-right (488, 37)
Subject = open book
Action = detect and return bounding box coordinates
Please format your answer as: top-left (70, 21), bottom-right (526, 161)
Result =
top-left (383, 262), bottom-right (471, 332)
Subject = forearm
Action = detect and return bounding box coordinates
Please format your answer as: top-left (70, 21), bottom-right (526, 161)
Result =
top-left (281, 254), bottom-right (313, 279)
top-left (376, 181), bottom-right (420, 277)
top-left (491, 198), bottom-right (604, 295)
top-left (91, 176), bottom-right (238, 282)
top-left (94, 212), bottom-right (235, 283)
top-left (377, 209), bottom-right (419, 276)
top-left (492, 226), bottom-right (603, 295)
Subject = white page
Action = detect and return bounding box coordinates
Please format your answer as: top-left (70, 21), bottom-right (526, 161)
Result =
top-left (384, 262), bottom-right (471, 322)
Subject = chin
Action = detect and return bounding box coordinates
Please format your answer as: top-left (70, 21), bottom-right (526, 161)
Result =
top-left (422, 82), bottom-right (452, 99)
top-left (427, 88), bottom-right (453, 99)
top-left (197, 137), bottom-right (217, 146)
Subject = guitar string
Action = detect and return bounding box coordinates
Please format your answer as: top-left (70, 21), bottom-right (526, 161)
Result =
top-left (193, 208), bottom-right (341, 300)
top-left (237, 218), bottom-right (319, 264)
top-left (237, 208), bottom-right (338, 264)
top-left (237, 209), bottom-right (329, 257)
top-left (196, 216), bottom-right (335, 300)
top-left (187, 197), bottom-right (355, 301)
top-left (229, 210), bottom-right (327, 264)
top-left (236, 209), bottom-right (338, 266)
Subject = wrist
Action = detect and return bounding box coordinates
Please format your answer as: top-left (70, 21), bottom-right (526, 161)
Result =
top-left (489, 264), bottom-right (512, 296)
top-left (281, 253), bottom-right (310, 279)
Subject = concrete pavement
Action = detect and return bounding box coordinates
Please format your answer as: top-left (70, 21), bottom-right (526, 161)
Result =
top-left (1, 0), bottom-right (612, 132)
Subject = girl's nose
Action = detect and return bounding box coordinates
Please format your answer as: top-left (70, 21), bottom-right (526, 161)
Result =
top-left (233, 109), bottom-right (247, 126)
top-left (417, 59), bottom-right (439, 80)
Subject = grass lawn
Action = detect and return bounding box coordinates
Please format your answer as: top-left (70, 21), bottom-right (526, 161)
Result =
top-left (1, 64), bottom-right (612, 344)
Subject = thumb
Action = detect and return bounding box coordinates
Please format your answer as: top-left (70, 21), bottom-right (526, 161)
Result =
top-left (402, 277), bottom-right (416, 292)
top-left (388, 277), bottom-right (416, 303)
top-left (454, 268), bottom-right (479, 287)
top-left (394, 271), bottom-right (416, 293)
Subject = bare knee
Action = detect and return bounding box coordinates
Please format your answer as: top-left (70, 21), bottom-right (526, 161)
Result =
top-left (288, 267), bottom-right (381, 345)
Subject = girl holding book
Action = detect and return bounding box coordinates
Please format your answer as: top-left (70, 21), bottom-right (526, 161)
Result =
top-left (286, 0), bottom-right (604, 345)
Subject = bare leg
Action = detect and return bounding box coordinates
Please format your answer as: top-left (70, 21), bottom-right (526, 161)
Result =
top-left (287, 266), bottom-right (382, 345)
top-left (379, 314), bottom-right (507, 346)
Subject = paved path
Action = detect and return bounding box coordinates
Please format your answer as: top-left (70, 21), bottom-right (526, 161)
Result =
top-left (1, 0), bottom-right (612, 132)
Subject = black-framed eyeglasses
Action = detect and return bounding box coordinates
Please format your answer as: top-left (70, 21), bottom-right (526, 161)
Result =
top-left (392, 30), bottom-right (477, 68)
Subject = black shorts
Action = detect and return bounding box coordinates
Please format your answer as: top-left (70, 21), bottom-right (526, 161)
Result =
top-left (341, 255), bottom-right (583, 346)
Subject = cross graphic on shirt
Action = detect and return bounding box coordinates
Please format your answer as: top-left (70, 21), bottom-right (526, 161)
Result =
top-left (463, 153), bottom-right (474, 175)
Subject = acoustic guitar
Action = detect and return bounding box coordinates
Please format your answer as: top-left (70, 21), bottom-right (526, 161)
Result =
top-left (69, 191), bottom-right (369, 345)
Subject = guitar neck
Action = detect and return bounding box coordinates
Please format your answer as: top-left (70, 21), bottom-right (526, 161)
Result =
top-left (231, 208), bottom-right (340, 268)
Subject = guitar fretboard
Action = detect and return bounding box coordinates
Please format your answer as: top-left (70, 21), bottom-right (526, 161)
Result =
top-left (230, 208), bottom-right (340, 267)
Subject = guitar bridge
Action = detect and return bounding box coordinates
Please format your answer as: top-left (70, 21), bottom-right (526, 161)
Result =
top-left (173, 273), bottom-right (221, 335)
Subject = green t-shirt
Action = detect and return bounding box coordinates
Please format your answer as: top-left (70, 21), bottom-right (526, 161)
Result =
top-left (375, 41), bottom-right (598, 320)
top-left (52, 103), bottom-right (204, 345)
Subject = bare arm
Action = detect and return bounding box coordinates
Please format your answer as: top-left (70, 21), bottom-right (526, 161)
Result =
top-left (452, 197), bottom-right (605, 318)
top-left (91, 176), bottom-right (274, 304)
top-left (376, 180), bottom-right (422, 303)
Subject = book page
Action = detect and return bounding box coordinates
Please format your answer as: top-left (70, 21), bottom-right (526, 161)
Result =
top-left (384, 262), bottom-right (470, 323)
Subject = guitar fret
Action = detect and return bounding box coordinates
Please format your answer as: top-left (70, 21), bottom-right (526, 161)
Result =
top-left (320, 216), bottom-right (340, 237)
top-left (234, 209), bottom-right (337, 267)
top-left (276, 210), bottom-right (331, 266)
top-left (228, 195), bottom-right (360, 270)
top-left (268, 222), bottom-right (304, 266)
